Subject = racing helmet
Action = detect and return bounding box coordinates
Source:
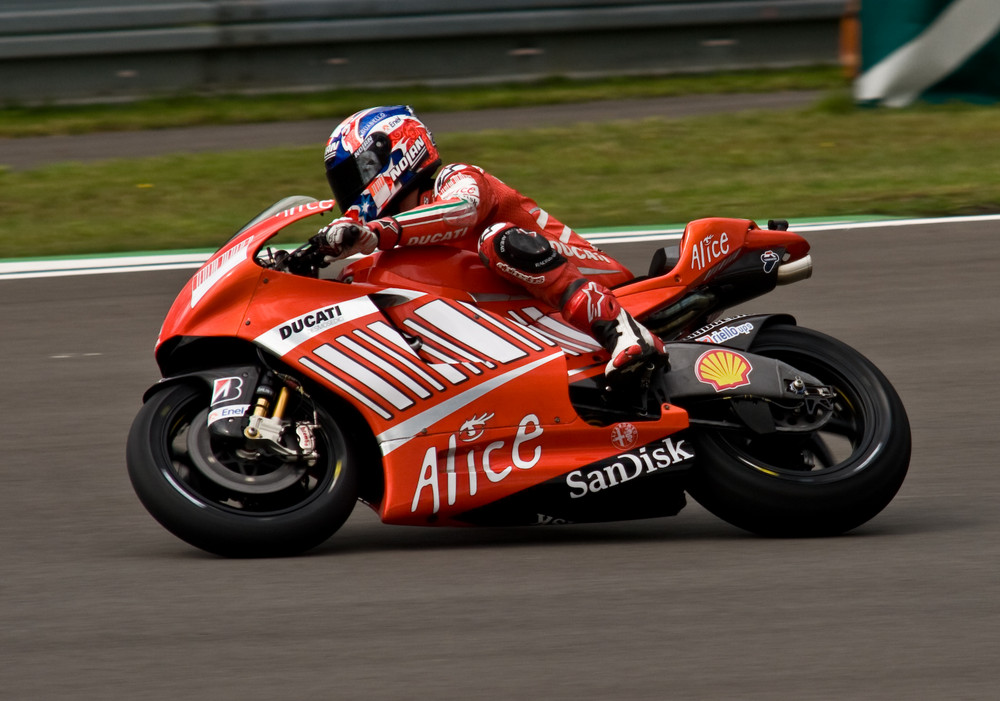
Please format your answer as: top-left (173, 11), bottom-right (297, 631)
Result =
top-left (323, 105), bottom-right (441, 220)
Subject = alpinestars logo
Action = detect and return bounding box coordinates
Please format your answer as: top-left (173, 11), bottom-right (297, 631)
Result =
top-left (580, 282), bottom-right (610, 323)
top-left (438, 173), bottom-right (481, 207)
top-left (497, 262), bottom-right (545, 285)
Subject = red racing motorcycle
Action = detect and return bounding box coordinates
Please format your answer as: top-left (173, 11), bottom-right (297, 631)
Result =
top-left (126, 196), bottom-right (910, 556)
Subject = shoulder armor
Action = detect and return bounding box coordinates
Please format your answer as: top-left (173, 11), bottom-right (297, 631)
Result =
top-left (435, 163), bottom-right (484, 208)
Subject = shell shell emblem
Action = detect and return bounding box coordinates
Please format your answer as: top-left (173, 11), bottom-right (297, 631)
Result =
top-left (695, 349), bottom-right (753, 391)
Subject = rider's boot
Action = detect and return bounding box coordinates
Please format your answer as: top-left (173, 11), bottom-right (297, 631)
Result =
top-left (561, 281), bottom-right (668, 380)
top-left (595, 307), bottom-right (669, 379)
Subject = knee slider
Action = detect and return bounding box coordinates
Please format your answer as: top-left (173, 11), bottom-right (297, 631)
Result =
top-left (482, 223), bottom-right (565, 273)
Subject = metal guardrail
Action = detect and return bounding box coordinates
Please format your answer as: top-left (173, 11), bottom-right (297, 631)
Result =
top-left (0, 1), bottom-right (847, 102)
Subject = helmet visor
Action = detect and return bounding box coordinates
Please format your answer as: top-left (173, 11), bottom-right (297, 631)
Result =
top-left (325, 132), bottom-right (391, 214)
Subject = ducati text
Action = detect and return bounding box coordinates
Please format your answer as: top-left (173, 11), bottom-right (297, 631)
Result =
top-left (278, 306), bottom-right (342, 340)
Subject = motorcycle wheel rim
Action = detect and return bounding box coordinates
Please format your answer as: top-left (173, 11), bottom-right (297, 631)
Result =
top-left (161, 393), bottom-right (340, 516)
top-left (710, 349), bottom-right (881, 484)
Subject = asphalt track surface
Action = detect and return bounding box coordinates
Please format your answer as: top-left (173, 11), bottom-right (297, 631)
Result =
top-left (4, 218), bottom-right (999, 700)
top-left (4, 96), bottom-right (1000, 699)
top-left (0, 91), bottom-right (821, 170)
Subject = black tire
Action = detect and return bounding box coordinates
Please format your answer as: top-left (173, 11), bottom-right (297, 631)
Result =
top-left (126, 382), bottom-right (358, 557)
top-left (687, 324), bottom-right (910, 536)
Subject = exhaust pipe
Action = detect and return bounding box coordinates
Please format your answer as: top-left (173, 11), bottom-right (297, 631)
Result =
top-left (777, 255), bottom-right (812, 284)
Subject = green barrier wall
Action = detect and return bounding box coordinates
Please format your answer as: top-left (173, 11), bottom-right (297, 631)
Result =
top-left (856, 0), bottom-right (1000, 106)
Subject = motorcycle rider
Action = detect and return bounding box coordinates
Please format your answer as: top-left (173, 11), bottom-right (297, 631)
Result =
top-left (316, 105), bottom-right (666, 381)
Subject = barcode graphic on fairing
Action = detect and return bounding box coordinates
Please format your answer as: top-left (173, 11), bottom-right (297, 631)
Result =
top-left (295, 300), bottom-right (571, 420)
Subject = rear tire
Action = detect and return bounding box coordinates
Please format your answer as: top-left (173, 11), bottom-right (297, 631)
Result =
top-left (688, 324), bottom-right (910, 536)
top-left (127, 383), bottom-right (358, 556)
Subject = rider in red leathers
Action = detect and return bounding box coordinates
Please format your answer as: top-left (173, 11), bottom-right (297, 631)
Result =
top-left (317, 105), bottom-right (666, 381)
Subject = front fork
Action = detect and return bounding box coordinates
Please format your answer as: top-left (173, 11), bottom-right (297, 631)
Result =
top-left (205, 368), bottom-right (320, 465)
top-left (244, 379), bottom-right (289, 441)
top-left (245, 375), bottom-right (320, 465)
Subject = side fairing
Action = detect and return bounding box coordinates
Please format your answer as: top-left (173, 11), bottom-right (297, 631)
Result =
top-left (389, 408), bottom-right (692, 527)
top-left (243, 273), bottom-right (691, 525)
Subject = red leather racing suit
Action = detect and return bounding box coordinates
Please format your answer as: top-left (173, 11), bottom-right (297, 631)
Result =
top-left (369, 162), bottom-right (635, 338)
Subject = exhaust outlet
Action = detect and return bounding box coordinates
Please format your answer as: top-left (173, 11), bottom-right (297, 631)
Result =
top-left (776, 255), bottom-right (812, 284)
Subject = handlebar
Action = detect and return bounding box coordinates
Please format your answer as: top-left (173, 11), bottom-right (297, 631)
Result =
top-left (263, 238), bottom-right (327, 278)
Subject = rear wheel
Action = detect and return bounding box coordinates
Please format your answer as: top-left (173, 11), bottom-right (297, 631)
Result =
top-left (127, 382), bottom-right (358, 556)
top-left (687, 324), bottom-right (910, 536)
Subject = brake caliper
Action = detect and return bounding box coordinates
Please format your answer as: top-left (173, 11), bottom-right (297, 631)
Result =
top-left (240, 374), bottom-right (320, 465)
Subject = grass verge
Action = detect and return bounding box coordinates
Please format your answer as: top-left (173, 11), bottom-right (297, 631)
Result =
top-left (2, 94), bottom-right (998, 259)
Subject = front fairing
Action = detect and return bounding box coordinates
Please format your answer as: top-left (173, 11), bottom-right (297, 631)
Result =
top-left (155, 196), bottom-right (338, 361)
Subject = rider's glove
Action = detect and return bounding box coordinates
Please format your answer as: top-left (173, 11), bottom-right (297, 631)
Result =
top-left (314, 218), bottom-right (378, 261)
top-left (313, 216), bottom-right (401, 261)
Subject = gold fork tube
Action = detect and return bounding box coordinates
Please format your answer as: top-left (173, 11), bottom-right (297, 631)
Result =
top-left (272, 386), bottom-right (290, 420)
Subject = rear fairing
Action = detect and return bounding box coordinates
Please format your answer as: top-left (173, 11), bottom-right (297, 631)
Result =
top-left (614, 217), bottom-right (810, 325)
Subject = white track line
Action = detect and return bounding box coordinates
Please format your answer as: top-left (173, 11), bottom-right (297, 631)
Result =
top-left (587, 214), bottom-right (1000, 245)
top-left (3, 214), bottom-right (999, 280)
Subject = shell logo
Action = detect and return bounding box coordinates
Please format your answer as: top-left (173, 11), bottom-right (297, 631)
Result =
top-left (695, 349), bottom-right (753, 391)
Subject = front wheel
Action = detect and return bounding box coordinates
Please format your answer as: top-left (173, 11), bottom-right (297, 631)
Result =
top-left (126, 382), bottom-right (358, 556)
top-left (687, 324), bottom-right (910, 536)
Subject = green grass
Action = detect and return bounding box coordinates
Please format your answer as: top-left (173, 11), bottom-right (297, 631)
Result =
top-left (0, 67), bottom-right (843, 137)
top-left (2, 72), bottom-right (998, 259)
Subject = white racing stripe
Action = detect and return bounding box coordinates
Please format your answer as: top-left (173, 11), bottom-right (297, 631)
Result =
top-left (4, 215), bottom-right (1000, 280)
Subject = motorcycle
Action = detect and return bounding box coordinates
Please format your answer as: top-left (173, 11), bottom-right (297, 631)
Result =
top-left (126, 196), bottom-right (911, 556)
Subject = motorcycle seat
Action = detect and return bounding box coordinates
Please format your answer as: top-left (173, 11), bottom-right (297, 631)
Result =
top-left (648, 243), bottom-right (681, 277)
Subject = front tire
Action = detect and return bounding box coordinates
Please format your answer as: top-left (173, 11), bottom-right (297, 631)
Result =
top-left (127, 383), bottom-right (358, 556)
top-left (687, 324), bottom-right (910, 536)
